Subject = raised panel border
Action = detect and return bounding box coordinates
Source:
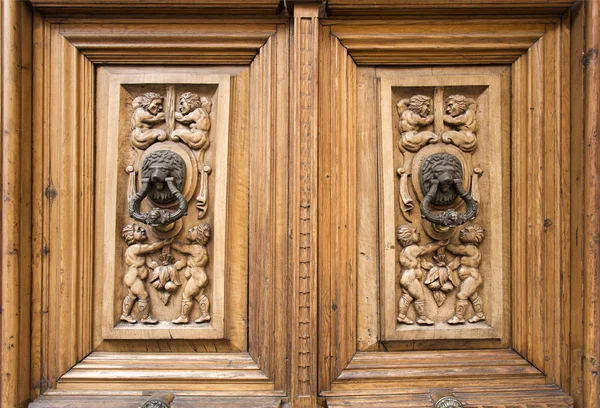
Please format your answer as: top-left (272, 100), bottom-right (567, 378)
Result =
top-left (317, 12), bottom-right (575, 407)
top-left (29, 13), bottom-right (290, 402)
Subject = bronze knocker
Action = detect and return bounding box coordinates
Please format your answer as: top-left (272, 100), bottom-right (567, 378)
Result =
top-left (419, 152), bottom-right (478, 228)
top-left (128, 150), bottom-right (189, 227)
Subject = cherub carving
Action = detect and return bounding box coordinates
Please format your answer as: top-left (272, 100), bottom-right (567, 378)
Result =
top-left (446, 225), bottom-right (486, 324)
top-left (442, 95), bottom-right (478, 152)
top-left (172, 92), bottom-right (212, 150)
top-left (120, 224), bottom-right (174, 324)
top-left (396, 225), bottom-right (448, 325)
top-left (131, 92), bottom-right (167, 150)
top-left (171, 224), bottom-right (212, 324)
top-left (397, 95), bottom-right (439, 152)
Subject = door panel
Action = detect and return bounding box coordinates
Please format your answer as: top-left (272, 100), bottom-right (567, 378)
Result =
top-left (3, 1), bottom-right (592, 407)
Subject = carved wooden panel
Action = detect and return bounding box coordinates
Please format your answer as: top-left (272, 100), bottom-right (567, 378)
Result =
top-left (97, 68), bottom-right (231, 340)
top-left (379, 68), bottom-right (510, 342)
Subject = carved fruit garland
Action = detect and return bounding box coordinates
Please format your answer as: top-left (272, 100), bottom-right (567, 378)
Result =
top-left (149, 247), bottom-right (182, 305)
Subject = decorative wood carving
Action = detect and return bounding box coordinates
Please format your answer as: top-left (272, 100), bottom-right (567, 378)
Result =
top-left (96, 69), bottom-right (231, 340)
top-left (171, 224), bottom-right (212, 324)
top-left (291, 4), bottom-right (320, 406)
top-left (120, 224), bottom-right (174, 324)
top-left (442, 95), bottom-right (478, 152)
top-left (397, 95), bottom-right (438, 152)
top-left (396, 225), bottom-right (447, 325)
top-left (379, 70), bottom-right (509, 342)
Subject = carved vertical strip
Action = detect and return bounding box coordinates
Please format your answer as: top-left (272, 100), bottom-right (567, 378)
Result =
top-left (583, 0), bottom-right (600, 405)
top-left (1, 1), bottom-right (33, 405)
top-left (291, 4), bottom-right (319, 405)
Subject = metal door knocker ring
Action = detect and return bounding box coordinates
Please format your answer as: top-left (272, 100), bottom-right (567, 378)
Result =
top-left (419, 152), bottom-right (478, 228)
top-left (128, 150), bottom-right (188, 228)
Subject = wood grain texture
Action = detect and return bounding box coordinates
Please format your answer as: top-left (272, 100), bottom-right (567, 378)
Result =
top-left (568, 3), bottom-right (585, 407)
top-left (30, 20), bottom-right (95, 393)
top-left (248, 23), bottom-right (290, 391)
top-left (1, 1), bottom-right (33, 407)
top-left (30, 395), bottom-right (283, 408)
top-left (30, 12), bottom-right (290, 405)
top-left (329, 21), bottom-right (548, 65)
top-left (324, 384), bottom-right (572, 407)
top-left (290, 4), bottom-right (320, 407)
top-left (317, 26), bottom-right (357, 393)
top-left (327, 0), bottom-right (575, 16)
top-left (582, 0), bottom-right (600, 406)
top-left (29, 0), bottom-right (281, 15)
top-left (57, 22), bottom-right (277, 65)
top-left (53, 352), bottom-right (279, 392)
top-left (510, 20), bottom-right (571, 389)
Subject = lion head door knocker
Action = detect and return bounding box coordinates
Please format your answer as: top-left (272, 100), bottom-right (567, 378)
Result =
top-left (419, 152), bottom-right (478, 229)
top-left (128, 150), bottom-right (188, 230)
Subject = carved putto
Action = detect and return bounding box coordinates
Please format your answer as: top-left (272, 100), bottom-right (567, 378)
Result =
top-left (131, 92), bottom-right (167, 150)
top-left (171, 224), bottom-right (212, 324)
top-left (120, 224), bottom-right (174, 324)
top-left (396, 225), bottom-right (448, 325)
top-left (393, 89), bottom-right (486, 329)
top-left (397, 95), bottom-right (439, 152)
top-left (120, 86), bottom-right (217, 326)
top-left (172, 92), bottom-right (212, 151)
top-left (446, 225), bottom-right (486, 324)
top-left (442, 94), bottom-right (478, 152)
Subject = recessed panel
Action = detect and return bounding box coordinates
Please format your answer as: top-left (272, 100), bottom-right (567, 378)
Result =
top-left (379, 68), bottom-right (510, 342)
top-left (98, 70), bottom-right (231, 340)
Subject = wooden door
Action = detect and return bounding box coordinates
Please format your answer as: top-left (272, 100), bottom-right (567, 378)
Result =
top-left (1, 1), bottom-right (599, 407)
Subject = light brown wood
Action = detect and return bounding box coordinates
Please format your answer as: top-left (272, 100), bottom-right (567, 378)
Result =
top-left (29, 0), bottom-right (281, 15)
top-left (316, 12), bottom-right (575, 408)
top-left (2, 1), bottom-right (596, 407)
top-left (95, 67), bottom-right (232, 340)
top-left (317, 24), bottom-right (358, 392)
top-left (327, 0), bottom-right (575, 16)
top-left (582, 0), bottom-right (600, 406)
top-left (377, 67), bottom-right (509, 343)
top-left (56, 22), bottom-right (278, 65)
top-left (290, 4), bottom-right (320, 407)
top-left (1, 1), bottom-right (33, 407)
top-left (329, 21), bottom-right (549, 65)
top-left (248, 24), bottom-right (290, 391)
top-left (28, 9), bottom-right (290, 405)
top-left (569, 1), bottom-right (585, 407)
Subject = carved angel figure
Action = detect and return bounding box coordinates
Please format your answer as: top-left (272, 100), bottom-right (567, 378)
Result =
top-left (446, 225), bottom-right (486, 324)
top-left (442, 95), bottom-right (478, 152)
top-left (172, 92), bottom-right (212, 150)
top-left (120, 224), bottom-right (174, 324)
top-left (397, 95), bottom-right (439, 152)
top-left (171, 224), bottom-right (212, 324)
top-left (396, 225), bottom-right (448, 325)
top-left (130, 92), bottom-right (167, 150)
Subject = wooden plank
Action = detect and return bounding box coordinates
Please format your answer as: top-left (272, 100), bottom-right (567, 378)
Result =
top-left (582, 0), bottom-right (600, 406)
top-left (1, 1), bottom-right (33, 406)
top-left (29, 0), bottom-right (281, 15)
top-left (327, 0), bottom-right (575, 16)
top-left (290, 4), bottom-right (320, 407)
